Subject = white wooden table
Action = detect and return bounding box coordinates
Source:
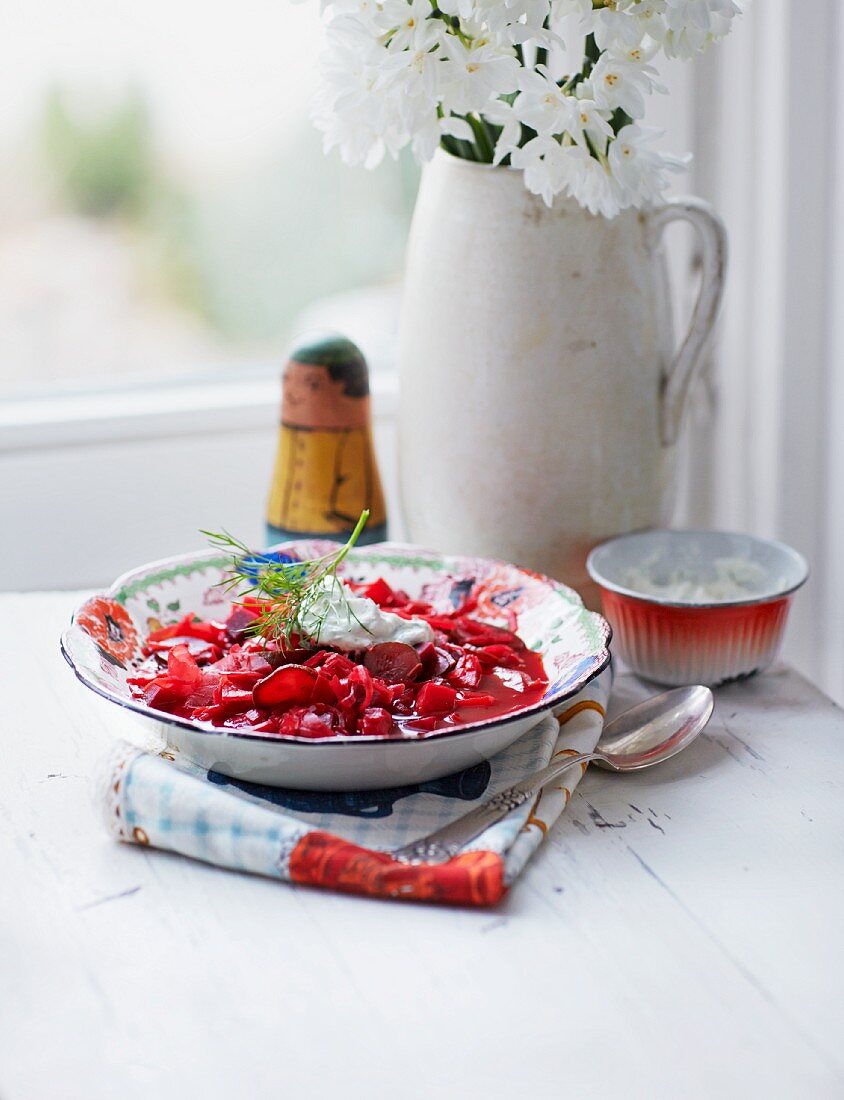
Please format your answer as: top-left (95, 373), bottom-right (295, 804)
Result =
top-left (3, 592), bottom-right (843, 1100)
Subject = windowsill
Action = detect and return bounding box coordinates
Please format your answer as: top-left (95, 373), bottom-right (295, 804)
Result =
top-left (0, 373), bottom-right (400, 453)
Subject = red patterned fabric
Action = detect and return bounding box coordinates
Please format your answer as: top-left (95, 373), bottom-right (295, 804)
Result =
top-left (289, 831), bottom-right (506, 907)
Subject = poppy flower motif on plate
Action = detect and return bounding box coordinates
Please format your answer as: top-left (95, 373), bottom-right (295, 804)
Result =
top-left (76, 597), bottom-right (139, 667)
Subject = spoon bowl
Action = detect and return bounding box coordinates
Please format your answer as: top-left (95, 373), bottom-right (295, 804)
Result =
top-left (593, 685), bottom-right (714, 771)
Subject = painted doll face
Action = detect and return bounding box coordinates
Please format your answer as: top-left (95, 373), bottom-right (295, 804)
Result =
top-left (281, 360), bottom-right (369, 430)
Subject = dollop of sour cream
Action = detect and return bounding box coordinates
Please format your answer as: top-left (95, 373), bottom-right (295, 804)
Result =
top-left (299, 575), bottom-right (434, 651)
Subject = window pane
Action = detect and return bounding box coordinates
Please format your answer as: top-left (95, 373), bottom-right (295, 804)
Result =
top-left (0, 0), bottom-right (417, 398)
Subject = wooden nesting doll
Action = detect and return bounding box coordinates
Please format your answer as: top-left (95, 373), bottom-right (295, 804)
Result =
top-left (266, 333), bottom-right (388, 546)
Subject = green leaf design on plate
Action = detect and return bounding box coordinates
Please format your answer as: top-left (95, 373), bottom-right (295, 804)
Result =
top-left (114, 556), bottom-right (230, 604)
top-left (345, 550), bottom-right (450, 572)
top-left (581, 610), bottom-right (606, 651)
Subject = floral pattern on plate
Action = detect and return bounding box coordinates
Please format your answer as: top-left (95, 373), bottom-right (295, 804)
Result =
top-left (75, 596), bottom-right (139, 668)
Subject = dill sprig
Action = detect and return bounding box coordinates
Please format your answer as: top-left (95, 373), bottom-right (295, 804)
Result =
top-left (202, 509), bottom-right (370, 647)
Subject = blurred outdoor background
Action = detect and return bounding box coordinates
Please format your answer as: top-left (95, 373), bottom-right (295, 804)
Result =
top-left (0, 0), bottom-right (417, 398)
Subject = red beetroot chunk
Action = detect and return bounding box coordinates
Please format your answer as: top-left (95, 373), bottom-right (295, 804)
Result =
top-left (452, 618), bottom-right (525, 650)
top-left (416, 682), bottom-right (458, 716)
top-left (252, 665), bottom-right (317, 709)
top-left (278, 704), bottom-right (346, 738)
top-left (417, 642), bottom-right (457, 679)
top-left (224, 604), bottom-right (260, 640)
top-left (359, 707), bottom-right (393, 736)
top-left (447, 651), bottom-right (483, 689)
top-left (363, 642), bottom-right (422, 684)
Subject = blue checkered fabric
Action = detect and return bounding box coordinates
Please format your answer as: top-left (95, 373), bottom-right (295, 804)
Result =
top-left (99, 670), bottom-right (611, 888)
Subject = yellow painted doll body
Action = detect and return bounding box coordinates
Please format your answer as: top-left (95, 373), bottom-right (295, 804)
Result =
top-left (266, 334), bottom-right (388, 544)
top-left (267, 424), bottom-right (386, 535)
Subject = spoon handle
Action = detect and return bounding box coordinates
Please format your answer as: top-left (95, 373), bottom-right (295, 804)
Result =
top-left (390, 750), bottom-right (610, 865)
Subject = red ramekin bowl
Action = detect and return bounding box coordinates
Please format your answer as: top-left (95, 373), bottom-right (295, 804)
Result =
top-left (586, 530), bottom-right (808, 687)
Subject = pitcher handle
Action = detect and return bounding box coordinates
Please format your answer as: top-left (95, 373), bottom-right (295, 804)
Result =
top-left (645, 197), bottom-right (728, 447)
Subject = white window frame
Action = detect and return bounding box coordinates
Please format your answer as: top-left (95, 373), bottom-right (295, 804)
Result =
top-left (0, 373), bottom-right (400, 591)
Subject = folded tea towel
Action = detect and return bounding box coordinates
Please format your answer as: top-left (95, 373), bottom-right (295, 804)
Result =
top-left (97, 668), bottom-right (611, 907)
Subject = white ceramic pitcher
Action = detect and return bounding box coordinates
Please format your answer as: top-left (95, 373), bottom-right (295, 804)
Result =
top-left (398, 150), bottom-right (726, 604)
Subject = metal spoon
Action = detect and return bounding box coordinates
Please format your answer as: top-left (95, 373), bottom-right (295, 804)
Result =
top-left (391, 685), bottom-right (714, 865)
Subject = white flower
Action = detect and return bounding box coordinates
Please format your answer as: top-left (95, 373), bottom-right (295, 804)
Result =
top-left (411, 110), bottom-right (474, 161)
top-left (593, 1), bottom-right (670, 48)
top-left (559, 143), bottom-right (621, 217)
top-left (506, 0), bottom-right (553, 24)
top-left (439, 36), bottom-right (521, 115)
top-left (436, 0), bottom-right (476, 20)
top-left (570, 88), bottom-right (614, 151)
top-left (607, 123), bottom-right (690, 203)
top-left (314, 95), bottom-right (393, 170)
top-left (375, 0), bottom-right (443, 52)
top-left (662, 0), bottom-right (741, 58)
top-left (486, 99), bottom-right (524, 165)
top-left (627, 1), bottom-right (670, 42)
top-left (550, 0), bottom-right (593, 21)
top-left (510, 136), bottom-right (567, 206)
top-left (439, 0), bottom-right (552, 41)
top-left (314, 16), bottom-right (405, 168)
top-left (323, 10), bottom-right (378, 53)
top-left (502, 0), bottom-right (560, 47)
top-left (513, 69), bottom-right (579, 136)
top-left (592, 7), bottom-right (646, 52)
top-left (590, 51), bottom-right (663, 118)
top-left (618, 37), bottom-right (662, 66)
top-left (377, 30), bottom-right (444, 99)
top-left (302, 0), bottom-right (740, 219)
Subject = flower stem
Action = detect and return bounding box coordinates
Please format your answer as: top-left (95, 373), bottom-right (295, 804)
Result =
top-left (440, 133), bottom-right (462, 157)
top-left (467, 113), bottom-right (495, 162)
top-left (481, 116), bottom-right (499, 161)
top-left (583, 31), bottom-right (601, 74)
top-left (610, 106), bottom-right (633, 135)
